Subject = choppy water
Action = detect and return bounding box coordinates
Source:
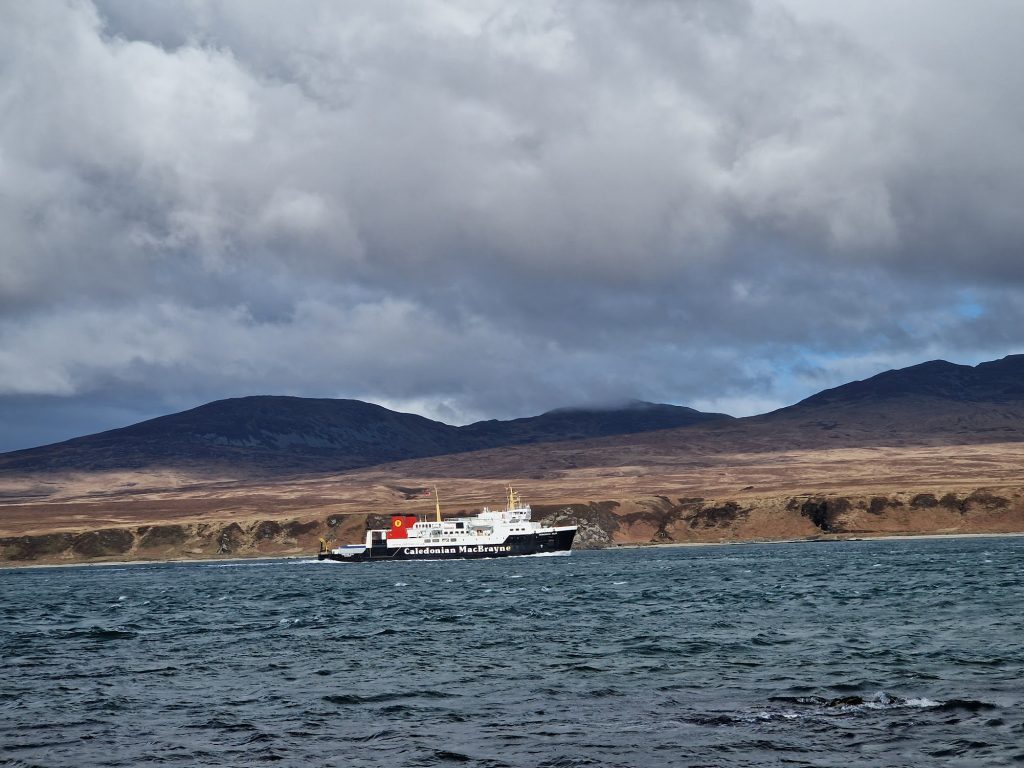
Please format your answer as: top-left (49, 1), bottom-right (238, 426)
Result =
top-left (2, 538), bottom-right (1023, 767)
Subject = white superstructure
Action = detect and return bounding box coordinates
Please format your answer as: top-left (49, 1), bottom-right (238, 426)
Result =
top-left (379, 486), bottom-right (545, 547)
top-left (320, 486), bottom-right (578, 561)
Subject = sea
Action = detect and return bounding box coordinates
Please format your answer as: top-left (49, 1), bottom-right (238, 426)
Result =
top-left (2, 537), bottom-right (1022, 767)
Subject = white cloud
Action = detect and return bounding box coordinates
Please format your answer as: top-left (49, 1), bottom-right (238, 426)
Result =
top-left (1, 0), bottom-right (1024, 448)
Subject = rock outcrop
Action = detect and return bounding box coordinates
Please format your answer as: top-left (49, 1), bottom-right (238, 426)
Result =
top-left (533, 502), bottom-right (621, 549)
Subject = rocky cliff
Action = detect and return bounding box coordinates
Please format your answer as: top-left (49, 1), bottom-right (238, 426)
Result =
top-left (3, 487), bottom-right (1021, 566)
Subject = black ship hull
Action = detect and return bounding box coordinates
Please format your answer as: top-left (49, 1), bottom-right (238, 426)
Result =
top-left (318, 528), bottom-right (576, 562)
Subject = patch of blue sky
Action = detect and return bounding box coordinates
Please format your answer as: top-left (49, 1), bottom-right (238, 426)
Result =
top-left (955, 300), bottom-right (985, 320)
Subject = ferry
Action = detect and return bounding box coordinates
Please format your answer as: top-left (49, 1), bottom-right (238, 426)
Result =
top-left (318, 487), bottom-right (577, 562)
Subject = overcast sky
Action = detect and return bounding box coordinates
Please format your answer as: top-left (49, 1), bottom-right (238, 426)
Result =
top-left (2, 1), bottom-right (1023, 452)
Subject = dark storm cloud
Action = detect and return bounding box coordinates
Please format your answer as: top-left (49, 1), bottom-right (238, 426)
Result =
top-left (1, 0), bottom-right (1023, 451)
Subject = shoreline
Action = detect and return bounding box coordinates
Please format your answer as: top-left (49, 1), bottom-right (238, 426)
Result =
top-left (614, 531), bottom-right (1024, 550)
top-left (0, 553), bottom-right (315, 571)
top-left (4, 530), bottom-right (1024, 571)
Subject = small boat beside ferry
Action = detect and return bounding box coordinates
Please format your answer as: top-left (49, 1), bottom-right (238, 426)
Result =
top-left (318, 487), bottom-right (577, 562)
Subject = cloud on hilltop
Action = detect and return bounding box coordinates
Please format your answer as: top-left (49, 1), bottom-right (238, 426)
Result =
top-left (1, 0), bottom-right (1023, 450)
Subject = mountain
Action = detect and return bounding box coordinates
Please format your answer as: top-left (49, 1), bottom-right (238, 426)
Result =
top-left (789, 355), bottom-right (1024, 409)
top-left (0, 397), bottom-right (461, 473)
top-left (0, 396), bottom-right (731, 474)
top-left (459, 401), bottom-right (730, 445)
top-left (748, 354), bottom-right (1024, 445)
top-left (575, 353), bottom-right (1024, 461)
top-left (4, 354), bottom-right (1023, 477)
top-left (427, 354), bottom-right (1024, 476)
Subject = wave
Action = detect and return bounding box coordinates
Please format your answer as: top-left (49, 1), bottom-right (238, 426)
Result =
top-left (432, 749), bottom-right (473, 763)
top-left (685, 692), bottom-right (1000, 729)
top-left (60, 626), bottom-right (138, 640)
top-left (767, 692), bottom-right (996, 714)
top-left (322, 689), bottom-right (459, 705)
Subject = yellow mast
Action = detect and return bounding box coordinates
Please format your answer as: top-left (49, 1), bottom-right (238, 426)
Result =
top-left (434, 486), bottom-right (442, 523)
